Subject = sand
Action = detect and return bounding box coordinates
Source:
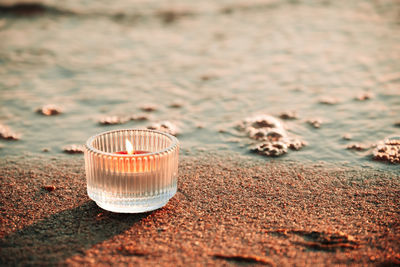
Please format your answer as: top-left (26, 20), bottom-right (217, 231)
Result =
top-left (0, 154), bottom-right (399, 266)
top-left (1, 1), bottom-right (399, 265)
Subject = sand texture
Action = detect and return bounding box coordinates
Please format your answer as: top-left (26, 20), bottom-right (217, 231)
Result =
top-left (1, 155), bottom-right (399, 266)
top-left (1, 0), bottom-right (400, 167)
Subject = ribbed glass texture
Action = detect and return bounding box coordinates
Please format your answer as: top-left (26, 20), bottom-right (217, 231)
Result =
top-left (84, 129), bottom-right (179, 213)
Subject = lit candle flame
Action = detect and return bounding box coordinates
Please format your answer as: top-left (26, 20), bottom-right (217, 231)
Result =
top-left (126, 140), bottom-right (134, 155)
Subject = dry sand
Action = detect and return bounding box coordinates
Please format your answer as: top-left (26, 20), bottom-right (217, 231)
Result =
top-left (0, 154), bottom-right (399, 266)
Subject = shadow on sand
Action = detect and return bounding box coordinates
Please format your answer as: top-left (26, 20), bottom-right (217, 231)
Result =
top-left (0, 201), bottom-right (151, 265)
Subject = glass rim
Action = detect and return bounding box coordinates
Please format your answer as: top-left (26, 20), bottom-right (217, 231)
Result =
top-left (85, 128), bottom-right (179, 157)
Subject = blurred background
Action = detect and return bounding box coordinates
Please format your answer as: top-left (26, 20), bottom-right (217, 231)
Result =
top-left (0, 0), bottom-right (399, 168)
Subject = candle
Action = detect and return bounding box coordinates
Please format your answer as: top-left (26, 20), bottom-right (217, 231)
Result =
top-left (84, 129), bottom-right (179, 213)
top-left (115, 151), bottom-right (148, 154)
top-left (115, 140), bottom-right (149, 155)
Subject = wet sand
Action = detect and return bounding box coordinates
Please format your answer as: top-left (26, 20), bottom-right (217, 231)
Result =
top-left (1, 0), bottom-right (400, 167)
top-left (1, 154), bottom-right (399, 266)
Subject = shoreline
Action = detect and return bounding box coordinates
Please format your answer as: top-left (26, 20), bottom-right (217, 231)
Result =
top-left (1, 154), bottom-right (399, 266)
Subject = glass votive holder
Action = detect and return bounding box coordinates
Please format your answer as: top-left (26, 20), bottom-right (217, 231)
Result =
top-left (84, 129), bottom-right (179, 213)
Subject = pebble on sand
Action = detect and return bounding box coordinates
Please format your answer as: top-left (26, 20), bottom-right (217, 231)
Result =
top-left (98, 116), bottom-right (128, 125)
top-left (169, 102), bottom-right (183, 108)
top-left (43, 185), bottom-right (56, 192)
top-left (62, 144), bottom-right (84, 154)
top-left (355, 92), bottom-right (374, 101)
top-left (200, 74), bottom-right (217, 81)
top-left (239, 114), bottom-right (306, 157)
top-left (342, 134), bottom-right (352, 140)
top-left (140, 104), bottom-right (158, 112)
top-left (147, 121), bottom-right (179, 136)
top-left (196, 123), bottom-right (205, 129)
top-left (307, 119), bottom-right (322, 129)
top-left (373, 137), bottom-right (400, 164)
top-left (36, 104), bottom-right (62, 116)
top-left (319, 97), bottom-right (339, 105)
top-left (99, 114), bottom-right (150, 125)
top-left (0, 124), bottom-right (19, 140)
top-left (346, 143), bottom-right (370, 151)
top-left (130, 114), bottom-right (150, 121)
top-left (156, 8), bottom-right (194, 24)
top-left (279, 111), bottom-right (298, 120)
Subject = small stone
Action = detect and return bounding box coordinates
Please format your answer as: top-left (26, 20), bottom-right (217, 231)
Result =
top-left (96, 212), bottom-right (105, 220)
top-left (0, 124), bottom-right (19, 140)
top-left (319, 97), bottom-right (339, 105)
top-left (37, 104), bottom-right (62, 116)
top-left (290, 85), bottom-right (305, 92)
top-left (220, 6), bottom-right (234, 14)
top-left (307, 119), bottom-right (322, 129)
top-left (200, 74), bottom-right (216, 81)
top-left (140, 104), bottom-right (158, 112)
top-left (355, 92), bottom-right (374, 101)
top-left (346, 143), bottom-right (369, 151)
top-left (169, 102), bottom-right (183, 108)
top-left (279, 111), bottom-right (298, 120)
top-left (42, 148), bottom-right (50, 152)
top-left (43, 185), bottom-right (56, 192)
top-left (130, 114), bottom-right (150, 121)
top-left (156, 8), bottom-right (193, 24)
top-left (63, 144), bottom-right (84, 154)
top-left (342, 134), bottom-right (352, 140)
top-left (147, 121), bottom-right (179, 136)
top-left (394, 121), bottom-right (400, 127)
top-left (98, 116), bottom-right (128, 125)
